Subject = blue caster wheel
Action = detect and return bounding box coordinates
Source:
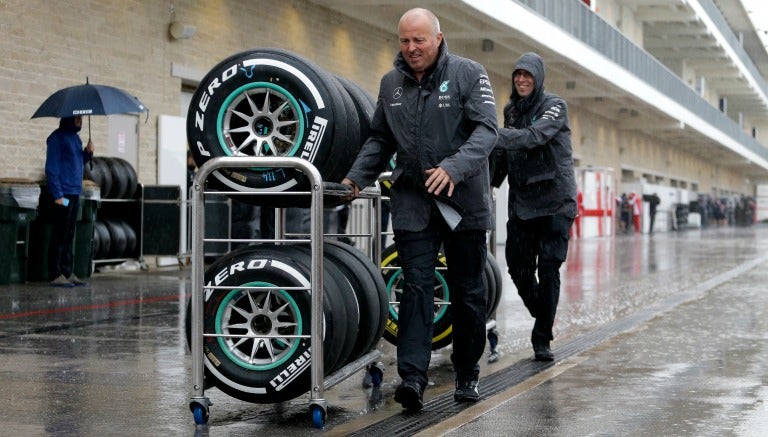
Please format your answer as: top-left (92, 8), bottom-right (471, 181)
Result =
top-left (311, 405), bottom-right (326, 429)
top-left (487, 329), bottom-right (499, 363)
top-left (363, 362), bottom-right (385, 388)
top-left (369, 365), bottom-right (383, 387)
top-left (191, 403), bottom-right (209, 425)
top-left (487, 329), bottom-right (499, 349)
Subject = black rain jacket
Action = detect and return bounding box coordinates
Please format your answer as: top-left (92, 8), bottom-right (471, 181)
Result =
top-left (345, 40), bottom-right (498, 231)
top-left (496, 52), bottom-right (577, 220)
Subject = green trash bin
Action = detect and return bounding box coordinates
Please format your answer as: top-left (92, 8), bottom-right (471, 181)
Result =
top-left (0, 179), bottom-right (40, 284)
top-left (26, 219), bottom-right (53, 282)
top-left (74, 184), bottom-right (100, 279)
top-left (27, 184), bottom-right (58, 283)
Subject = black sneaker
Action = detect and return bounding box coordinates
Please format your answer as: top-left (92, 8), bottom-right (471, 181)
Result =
top-left (454, 380), bottom-right (480, 403)
top-left (394, 381), bottom-right (423, 412)
top-left (533, 342), bottom-right (554, 361)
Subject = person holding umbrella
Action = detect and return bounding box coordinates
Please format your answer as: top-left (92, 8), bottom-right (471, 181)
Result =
top-left (45, 116), bottom-right (94, 287)
top-left (32, 79), bottom-right (148, 286)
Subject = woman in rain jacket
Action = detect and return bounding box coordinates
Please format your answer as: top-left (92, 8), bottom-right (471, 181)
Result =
top-left (495, 52), bottom-right (577, 361)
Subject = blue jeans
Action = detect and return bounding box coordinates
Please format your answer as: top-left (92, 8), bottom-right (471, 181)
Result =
top-left (393, 207), bottom-right (487, 387)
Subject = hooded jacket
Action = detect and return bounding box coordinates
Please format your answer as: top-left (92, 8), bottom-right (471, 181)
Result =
top-left (345, 40), bottom-right (498, 231)
top-left (496, 52), bottom-right (577, 220)
top-left (45, 117), bottom-right (92, 199)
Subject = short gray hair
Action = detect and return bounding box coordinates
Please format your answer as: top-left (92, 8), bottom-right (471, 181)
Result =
top-left (400, 8), bottom-right (441, 36)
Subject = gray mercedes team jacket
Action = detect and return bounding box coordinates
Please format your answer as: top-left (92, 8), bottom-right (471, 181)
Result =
top-left (345, 40), bottom-right (498, 232)
top-left (496, 52), bottom-right (577, 221)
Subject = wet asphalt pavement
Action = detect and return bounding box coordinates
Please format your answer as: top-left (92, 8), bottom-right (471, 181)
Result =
top-left (1, 225), bottom-right (767, 436)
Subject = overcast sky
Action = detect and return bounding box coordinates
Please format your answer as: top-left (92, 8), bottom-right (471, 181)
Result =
top-left (741, 0), bottom-right (768, 49)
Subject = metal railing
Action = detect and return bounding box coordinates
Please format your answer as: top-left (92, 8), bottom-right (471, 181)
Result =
top-left (514, 0), bottom-right (768, 163)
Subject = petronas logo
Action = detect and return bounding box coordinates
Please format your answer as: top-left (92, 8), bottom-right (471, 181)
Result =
top-left (440, 80), bottom-right (450, 92)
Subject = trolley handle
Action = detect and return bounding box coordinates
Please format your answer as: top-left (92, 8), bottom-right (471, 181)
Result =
top-left (189, 157), bottom-right (325, 408)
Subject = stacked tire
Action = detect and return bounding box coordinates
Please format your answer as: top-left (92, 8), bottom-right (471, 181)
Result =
top-left (379, 244), bottom-right (503, 350)
top-left (183, 48), bottom-right (394, 405)
top-left (92, 219), bottom-right (138, 260)
top-left (84, 156), bottom-right (138, 200)
top-left (186, 240), bottom-right (388, 404)
top-left (84, 157), bottom-right (140, 260)
top-left (186, 48), bottom-right (374, 207)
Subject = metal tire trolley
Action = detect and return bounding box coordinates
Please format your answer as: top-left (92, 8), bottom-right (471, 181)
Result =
top-left (188, 156), bottom-right (383, 428)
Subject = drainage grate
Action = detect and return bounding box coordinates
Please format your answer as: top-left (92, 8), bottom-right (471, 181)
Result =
top-left (346, 253), bottom-right (768, 436)
top-left (346, 331), bottom-right (594, 436)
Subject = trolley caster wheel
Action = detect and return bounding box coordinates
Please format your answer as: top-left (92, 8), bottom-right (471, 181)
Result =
top-left (311, 405), bottom-right (326, 429)
top-left (190, 401), bottom-right (210, 425)
top-left (487, 329), bottom-right (499, 363)
top-left (487, 329), bottom-right (498, 348)
top-left (362, 362), bottom-right (384, 388)
top-left (369, 362), bottom-right (384, 387)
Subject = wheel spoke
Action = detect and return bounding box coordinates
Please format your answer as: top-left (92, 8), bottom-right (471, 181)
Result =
top-left (391, 285), bottom-right (403, 298)
top-left (232, 305), bottom-right (254, 320)
top-left (272, 99), bottom-right (289, 116)
top-left (259, 138), bottom-right (275, 156)
top-left (229, 134), bottom-right (256, 155)
top-left (275, 120), bottom-right (299, 132)
top-left (261, 338), bottom-right (278, 360)
top-left (230, 108), bottom-right (253, 123)
top-left (271, 132), bottom-right (296, 150)
top-left (269, 301), bottom-right (291, 317)
top-left (250, 339), bottom-right (264, 362)
top-left (259, 88), bottom-right (271, 114)
top-left (246, 290), bottom-right (263, 313)
top-left (226, 124), bottom-right (253, 134)
top-left (272, 319), bottom-right (297, 330)
top-left (228, 321), bottom-right (251, 330)
top-left (273, 118), bottom-right (298, 129)
top-left (273, 335), bottom-right (294, 349)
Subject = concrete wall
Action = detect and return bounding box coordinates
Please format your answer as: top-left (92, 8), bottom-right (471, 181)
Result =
top-left (1, 0), bottom-right (402, 184)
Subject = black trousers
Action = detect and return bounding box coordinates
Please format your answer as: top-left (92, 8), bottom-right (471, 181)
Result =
top-left (49, 194), bottom-right (80, 280)
top-left (649, 206), bottom-right (657, 233)
top-left (393, 208), bottom-right (487, 387)
top-left (505, 214), bottom-right (573, 344)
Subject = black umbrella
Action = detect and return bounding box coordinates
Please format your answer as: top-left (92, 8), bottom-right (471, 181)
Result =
top-left (31, 78), bottom-right (148, 140)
